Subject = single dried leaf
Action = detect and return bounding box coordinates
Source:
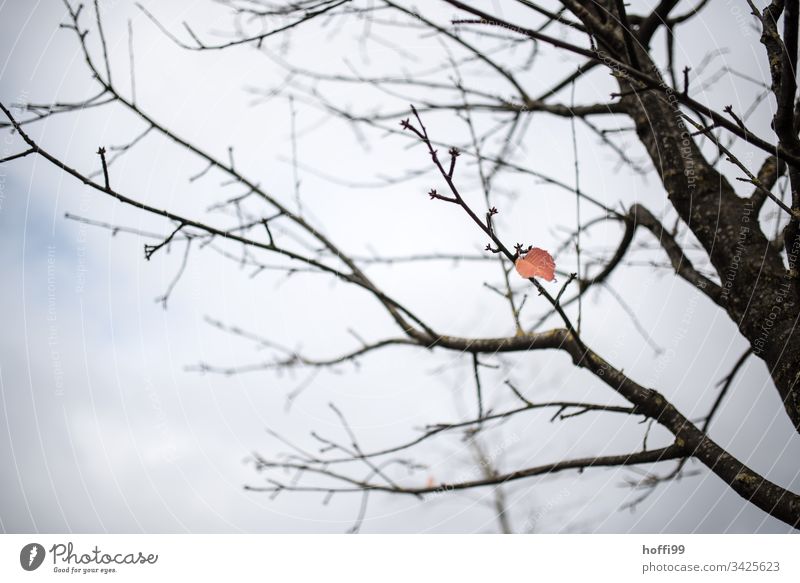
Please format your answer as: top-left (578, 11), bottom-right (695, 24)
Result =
top-left (515, 247), bottom-right (556, 281)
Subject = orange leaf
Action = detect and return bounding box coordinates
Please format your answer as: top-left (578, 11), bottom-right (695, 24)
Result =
top-left (515, 247), bottom-right (555, 281)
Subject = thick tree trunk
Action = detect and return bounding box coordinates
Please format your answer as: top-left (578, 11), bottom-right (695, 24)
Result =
top-left (615, 48), bottom-right (800, 433)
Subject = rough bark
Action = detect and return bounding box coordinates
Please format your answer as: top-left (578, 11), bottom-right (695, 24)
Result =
top-left (580, 1), bottom-right (800, 432)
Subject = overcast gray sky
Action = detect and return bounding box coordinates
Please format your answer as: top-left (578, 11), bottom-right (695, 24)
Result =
top-left (1, 0), bottom-right (799, 533)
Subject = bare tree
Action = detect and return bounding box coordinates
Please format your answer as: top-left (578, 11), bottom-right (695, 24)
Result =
top-left (2, 0), bottom-right (800, 531)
